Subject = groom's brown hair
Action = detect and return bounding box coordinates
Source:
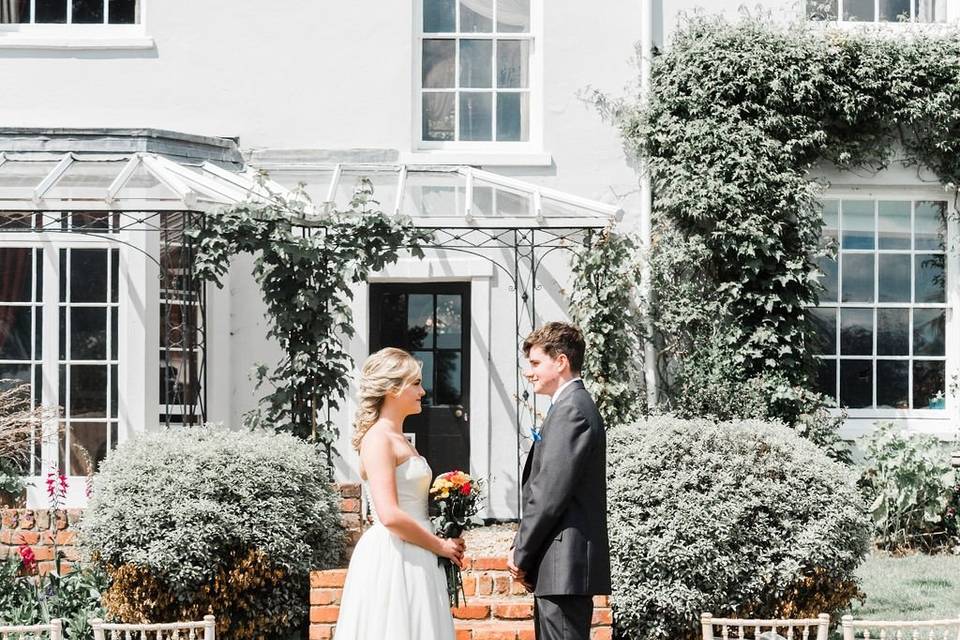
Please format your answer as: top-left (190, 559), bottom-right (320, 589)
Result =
top-left (523, 322), bottom-right (585, 374)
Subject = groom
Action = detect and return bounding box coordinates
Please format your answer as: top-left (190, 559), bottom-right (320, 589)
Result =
top-left (507, 322), bottom-right (611, 640)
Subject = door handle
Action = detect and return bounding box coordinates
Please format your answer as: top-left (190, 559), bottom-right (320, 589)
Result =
top-left (453, 406), bottom-right (468, 421)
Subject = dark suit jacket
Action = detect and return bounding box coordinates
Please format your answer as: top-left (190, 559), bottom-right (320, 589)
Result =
top-left (512, 379), bottom-right (611, 597)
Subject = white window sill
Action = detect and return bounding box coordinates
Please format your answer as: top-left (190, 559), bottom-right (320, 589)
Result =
top-left (0, 35), bottom-right (154, 50)
top-left (400, 150), bottom-right (553, 167)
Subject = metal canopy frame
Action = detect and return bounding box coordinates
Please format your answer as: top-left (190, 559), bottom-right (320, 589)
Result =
top-left (0, 151), bottom-right (620, 512)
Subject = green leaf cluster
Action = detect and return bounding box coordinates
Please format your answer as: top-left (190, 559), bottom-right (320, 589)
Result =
top-left (598, 14), bottom-right (960, 429)
top-left (188, 177), bottom-right (432, 445)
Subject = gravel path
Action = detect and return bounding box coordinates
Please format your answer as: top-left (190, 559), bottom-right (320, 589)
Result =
top-left (464, 522), bottom-right (518, 557)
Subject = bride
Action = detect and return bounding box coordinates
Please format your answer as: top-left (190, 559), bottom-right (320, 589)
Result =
top-left (334, 347), bottom-right (464, 640)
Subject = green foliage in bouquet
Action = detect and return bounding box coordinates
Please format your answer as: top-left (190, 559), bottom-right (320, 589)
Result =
top-left (859, 422), bottom-right (959, 551)
top-left (607, 415), bottom-right (870, 640)
top-left (79, 426), bottom-right (345, 640)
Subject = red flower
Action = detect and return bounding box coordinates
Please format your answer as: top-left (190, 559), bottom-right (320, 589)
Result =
top-left (460, 482), bottom-right (471, 496)
top-left (18, 544), bottom-right (37, 573)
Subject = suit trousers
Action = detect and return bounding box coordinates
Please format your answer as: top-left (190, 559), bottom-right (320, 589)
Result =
top-left (534, 595), bottom-right (593, 640)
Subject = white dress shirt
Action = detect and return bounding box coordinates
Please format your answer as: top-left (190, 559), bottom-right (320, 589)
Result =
top-left (550, 376), bottom-right (582, 405)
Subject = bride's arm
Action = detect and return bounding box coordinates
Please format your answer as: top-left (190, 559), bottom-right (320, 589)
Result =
top-left (361, 436), bottom-right (465, 566)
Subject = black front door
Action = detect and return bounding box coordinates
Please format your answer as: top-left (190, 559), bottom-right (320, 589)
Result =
top-left (369, 283), bottom-right (470, 476)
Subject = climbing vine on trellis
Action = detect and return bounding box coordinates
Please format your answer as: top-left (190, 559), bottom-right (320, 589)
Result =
top-left (188, 177), bottom-right (432, 449)
top-left (595, 15), bottom-right (960, 428)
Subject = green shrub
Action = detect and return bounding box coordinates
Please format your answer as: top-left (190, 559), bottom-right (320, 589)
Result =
top-left (859, 423), bottom-right (958, 551)
top-left (79, 425), bottom-right (345, 640)
top-left (608, 416), bottom-right (870, 640)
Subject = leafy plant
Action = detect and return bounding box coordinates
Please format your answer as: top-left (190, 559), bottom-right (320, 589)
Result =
top-left (0, 380), bottom-right (56, 504)
top-left (79, 425), bottom-right (345, 640)
top-left (859, 422), bottom-right (958, 551)
top-left (569, 226), bottom-right (647, 428)
top-left (188, 176), bottom-right (432, 447)
top-left (607, 415), bottom-right (870, 640)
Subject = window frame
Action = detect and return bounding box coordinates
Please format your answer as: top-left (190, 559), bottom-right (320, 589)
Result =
top-left (805, 0), bottom-right (956, 23)
top-left (811, 191), bottom-right (959, 421)
top-left (413, 0), bottom-right (543, 154)
top-left (0, 0), bottom-right (151, 50)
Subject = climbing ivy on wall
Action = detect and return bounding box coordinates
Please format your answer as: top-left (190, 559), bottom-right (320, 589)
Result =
top-left (597, 15), bottom-right (960, 427)
top-left (188, 177), bottom-right (432, 449)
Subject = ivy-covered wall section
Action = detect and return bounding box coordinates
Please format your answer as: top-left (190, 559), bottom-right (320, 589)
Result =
top-left (601, 16), bottom-right (960, 431)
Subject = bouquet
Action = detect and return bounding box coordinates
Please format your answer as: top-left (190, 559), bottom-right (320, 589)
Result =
top-left (430, 470), bottom-right (482, 607)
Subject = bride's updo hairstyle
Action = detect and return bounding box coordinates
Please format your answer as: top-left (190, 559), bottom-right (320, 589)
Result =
top-left (352, 347), bottom-right (422, 451)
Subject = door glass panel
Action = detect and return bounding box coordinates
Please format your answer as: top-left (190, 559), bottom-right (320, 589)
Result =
top-left (408, 294), bottom-right (435, 349)
top-left (413, 350), bottom-right (434, 404)
top-left (435, 295), bottom-right (462, 348)
top-left (435, 351), bottom-right (462, 405)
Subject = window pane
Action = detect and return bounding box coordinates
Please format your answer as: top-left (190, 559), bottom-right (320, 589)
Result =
top-left (413, 351), bottom-right (434, 404)
top-left (844, 0), bottom-right (875, 19)
top-left (422, 93), bottom-right (455, 141)
top-left (460, 39), bottom-right (493, 88)
top-left (840, 308), bottom-right (873, 356)
top-left (435, 294), bottom-right (462, 349)
top-left (72, 0), bottom-right (103, 23)
top-left (497, 40), bottom-right (529, 88)
top-left (435, 351), bottom-right (462, 405)
top-left (460, 0), bottom-right (492, 32)
top-left (35, 0), bottom-right (67, 23)
top-left (111, 308), bottom-right (118, 360)
top-left (0, 307), bottom-right (31, 360)
top-left (840, 360), bottom-right (872, 408)
top-left (496, 92), bottom-right (528, 141)
top-left (841, 253), bottom-right (874, 303)
top-left (880, 0), bottom-right (911, 19)
top-left (423, 39), bottom-right (456, 88)
top-left (71, 307), bottom-right (107, 360)
top-left (108, 0), bottom-right (137, 23)
top-left (915, 253), bottom-right (945, 303)
top-left (807, 0), bottom-right (838, 19)
top-left (876, 308), bottom-right (908, 356)
top-left (408, 294), bottom-right (434, 349)
top-left (0, 364), bottom-right (31, 388)
top-left (0, 0), bottom-right (31, 23)
top-left (841, 200), bottom-right (874, 249)
top-left (0, 248), bottom-right (33, 302)
top-left (877, 253), bottom-right (910, 302)
top-left (913, 308), bottom-right (945, 356)
top-left (809, 307), bottom-right (836, 356)
top-left (424, 0), bottom-right (455, 31)
top-left (460, 92), bottom-right (493, 141)
top-left (815, 256), bottom-right (837, 302)
top-left (876, 360), bottom-right (909, 409)
top-left (815, 358), bottom-right (837, 400)
top-left (70, 249), bottom-right (108, 303)
top-left (70, 364), bottom-right (107, 417)
top-left (915, 201), bottom-right (946, 250)
top-left (915, 0), bottom-right (944, 21)
top-left (913, 360), bottom-right (945, 409)
top-left (66, 421), bottom-right (108, 474)
top-left (878, 201), bottom-right (910, 249)
top-left (497, 0), bottom-right (529, 31)
top-left (820, 200), bottom-right (839, 246)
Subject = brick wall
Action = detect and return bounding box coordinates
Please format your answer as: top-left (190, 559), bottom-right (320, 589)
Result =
top-left (0, 508), bottom-right (81, 573)
top-left (309, 550), bottom-right (614, 640)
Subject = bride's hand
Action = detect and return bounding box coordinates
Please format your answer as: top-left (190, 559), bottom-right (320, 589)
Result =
top-left (437, 537), bottom-right (466, 568)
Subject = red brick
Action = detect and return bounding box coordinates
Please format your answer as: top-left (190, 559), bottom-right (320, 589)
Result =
top-left (518, 630), bottom-right (536, 640)
top-left (510, 579), bottom-right (531, 595)
top-left (472, 630), bottom-right (518, 640)
top-left (339, 483), bottom-right (361, 499)
top-left (592, 608), bottom-right (612, 626)
top-left (592, 595), bottom-right (608, 607)
top-left (310, 588), bottom-right (340, 605)
top-left (1, 510), bottom-right (18, 528)
top-left (309, 623), bottom-right (334, 639)
top-left (19, 511), bottom-right (35, 529)
top-left (311, 570), bottom-right (347, 588)
top-left (17, 531), bottom-right (39, 545)
top-left (478, 575), bottom-right (493, 595)
top-left (309, 606), bottom-right (340, 624)
top-left (591, 628), bottom-right (613, 640)
top-left (452, 604), bottom-right (491, 620)
top-left (55, 531), bottom-right (75, 545)
top-left (472, 557), bottom-right (509, 571)
top-left (31, 546), bottom-right (54, 561)
top-left (340, 498), bottom-right (360, 514)
top-left (493, 575), bottom-right (511, 595)
top-left (494, 604), bottom-right (533, 620)
top-left (462, 576), bottom-right (477, 596)
top-left (455, 630), bottom-right (472, 640)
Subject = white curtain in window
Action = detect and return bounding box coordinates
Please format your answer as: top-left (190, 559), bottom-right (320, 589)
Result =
top-left (916, 0), bottom-right (945, 21)
top-left (459, 0), bottom-right (529, 31)
top-left (0, 0), bottom-right (20, 23)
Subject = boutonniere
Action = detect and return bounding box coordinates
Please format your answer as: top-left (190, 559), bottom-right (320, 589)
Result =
top-left (530, 426), bottom-right (542, 442)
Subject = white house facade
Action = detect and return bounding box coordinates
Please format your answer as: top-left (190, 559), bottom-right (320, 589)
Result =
top-left (0, 0), bottom-right (957, 513)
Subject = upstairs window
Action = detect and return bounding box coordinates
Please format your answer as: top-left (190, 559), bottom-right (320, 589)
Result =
top-left (0, 0), bottom-right (140, 24)
top-left (806, 0), bottom-right (946, 22)
top-left (419, 0), bottom-right (533, 145)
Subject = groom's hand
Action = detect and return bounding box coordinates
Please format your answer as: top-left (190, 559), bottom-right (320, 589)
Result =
top-left (507, 549), bottom-right (529, 588)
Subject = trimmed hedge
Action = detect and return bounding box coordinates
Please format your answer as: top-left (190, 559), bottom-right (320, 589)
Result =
top-left (608, 416), bottom-right (870, 640)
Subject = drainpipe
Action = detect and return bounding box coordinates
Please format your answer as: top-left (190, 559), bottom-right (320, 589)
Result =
top-left (639, 0), bottom-right (658, 408)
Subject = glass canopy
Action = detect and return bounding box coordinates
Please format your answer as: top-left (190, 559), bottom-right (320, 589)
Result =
top-left (0, 152), bottom-right (622, 229)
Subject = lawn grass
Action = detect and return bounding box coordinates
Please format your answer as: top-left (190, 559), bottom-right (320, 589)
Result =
top-left (851, 551), bottom-right (960, 620)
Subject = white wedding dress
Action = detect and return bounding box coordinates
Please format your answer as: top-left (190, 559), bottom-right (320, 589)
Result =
top-left (334, 455), bottom-right (455, 640)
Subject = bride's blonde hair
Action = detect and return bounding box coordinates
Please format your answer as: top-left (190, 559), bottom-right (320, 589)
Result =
top-left (352, 347), bottom-right (422, 451)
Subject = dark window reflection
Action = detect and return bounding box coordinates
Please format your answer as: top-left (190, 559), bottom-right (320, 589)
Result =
top-left (70, 249), bottom-right (108, 303)
top-left (840, 308), bottom-right (873, 356)
top-left (108, 0), bottom-right (136, 23)
top-left (815, 358), bottom-right (836, 400)
top-left (913, 308), bottom-right (945, 356)
top-left (915, 253), bottom-right (945, 303)
top-left (36, 0), bottom-right (67, 23)
top-left (913, 360), bottom-right (945, 409)
top-left (69, 364), bottom-right (107, 417)
top-left (808, 308), bottom-right (836, 356)
top-left (841, 253), bottom-right (874, 302)
top-left (840, 360), bottom-right (872, 408)
top-left (876, 360), bottom-right (909, 409)
top-left (876, 308), bottom-right (908, 356)
top-left (0, 306), bottom-right (32, 360)
top-left (435, 351), bottom-right (462, 405)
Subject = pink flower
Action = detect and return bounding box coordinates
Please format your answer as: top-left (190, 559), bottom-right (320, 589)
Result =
top-left (18, 544), bottom-right (37, 574)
